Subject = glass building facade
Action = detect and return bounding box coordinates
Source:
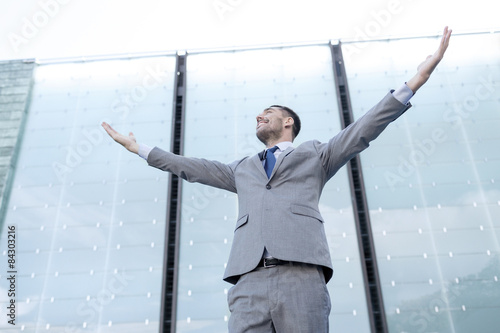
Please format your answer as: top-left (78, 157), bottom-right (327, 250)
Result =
top-left (0, 32), bottom-right (499, 333)
top-left (0, 56), bottom-right (176, 332)
top-left (345, 32), bottom-right (500, 333)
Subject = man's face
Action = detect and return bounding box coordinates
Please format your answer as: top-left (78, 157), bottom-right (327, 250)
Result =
top-left (255, 107), bottom-right (285, 145)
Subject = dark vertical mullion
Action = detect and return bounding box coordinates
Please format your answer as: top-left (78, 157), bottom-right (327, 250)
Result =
top-left (160, 53), bottom-right (187, 333)
top-left (329, 42), bottom-right (388, 333)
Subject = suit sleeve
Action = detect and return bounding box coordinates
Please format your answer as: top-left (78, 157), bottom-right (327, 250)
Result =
top-left (317, 91), bottom-right (411, 179)
top-left (147, 147), bottom-right (239, 193)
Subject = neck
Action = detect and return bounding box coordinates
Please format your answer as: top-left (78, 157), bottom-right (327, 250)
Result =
top-left (266, 140), bottom-right (292, 149)
top-left (266, 141), bottom-right (282, 149)
top-left (265, 136), bottom-right (293, 149)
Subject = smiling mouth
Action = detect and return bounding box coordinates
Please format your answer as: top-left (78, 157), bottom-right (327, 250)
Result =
top-left (257, 120), bottom-right (268, 129)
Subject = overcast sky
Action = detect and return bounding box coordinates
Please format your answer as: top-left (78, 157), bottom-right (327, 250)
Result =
top-left (0, 0), bottom-right (498, 61)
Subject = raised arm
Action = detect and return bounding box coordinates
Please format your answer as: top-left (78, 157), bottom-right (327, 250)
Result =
top-left (101, 122), bottom-right (139, 154)
top-left (406, 26), bottom-right (452, 93)
top-left (101, 122), bottom-right (239, 192)
top-left (319, 27), bottom-right (452, 178)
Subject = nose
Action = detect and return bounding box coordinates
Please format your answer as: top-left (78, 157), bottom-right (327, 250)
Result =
top-left (256, 115), bottom-right (264, 123)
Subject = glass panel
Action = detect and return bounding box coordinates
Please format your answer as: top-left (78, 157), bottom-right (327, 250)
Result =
top-left (178, 45), bottom-right (371, 332)
top-left (344, 32), bottom-right (500, 332)
top-left (0, 56), bottom-right (175, 332)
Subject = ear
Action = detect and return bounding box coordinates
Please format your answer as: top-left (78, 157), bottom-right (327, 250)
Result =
top-left (284, 116), bottom-right (294, 128)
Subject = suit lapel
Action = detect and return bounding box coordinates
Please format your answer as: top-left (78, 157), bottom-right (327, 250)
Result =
top-left (252, 146), bottom-right (295, 180)
top-left (251, 152), bottom-right (268, 179)
top-left (269, 146), bottom-right (295, 179)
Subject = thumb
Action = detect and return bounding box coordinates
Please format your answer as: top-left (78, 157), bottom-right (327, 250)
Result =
top-left (417, 55), bottom-right (432, 71)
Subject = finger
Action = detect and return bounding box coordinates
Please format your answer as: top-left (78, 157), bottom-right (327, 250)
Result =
top-left (102, 121), bottom-right (114, 131)
top-left (435, 27), bottom-right (452, 58)
top-left (102, 122), bottom-right (116, 135)
top-left (102, 123), bottom-right (127, 144)
top-left (445, 28), bottom-right (452, 44)
top-left (442, 26), bottom-right (448, 37)
top-left (440, 26), bottom-right (452, 49)
top-left (439, 28), bottom-right (447, 48)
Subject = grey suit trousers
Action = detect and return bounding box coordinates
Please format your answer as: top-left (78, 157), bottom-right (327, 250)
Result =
top-left (228, 263), bottom-right (331, 333)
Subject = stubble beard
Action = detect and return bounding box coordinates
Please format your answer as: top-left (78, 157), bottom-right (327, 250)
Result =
top-left (256, 125), bottom-right (283, 146)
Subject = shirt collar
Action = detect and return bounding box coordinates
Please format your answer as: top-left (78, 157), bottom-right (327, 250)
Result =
top-left (266, 141), bottom-right (293, 152)
top-left (274, 141), bottom-right (293, 152)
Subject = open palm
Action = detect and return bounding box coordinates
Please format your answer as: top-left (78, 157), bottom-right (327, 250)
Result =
top-left (101, 122), bottom-right (139, 154)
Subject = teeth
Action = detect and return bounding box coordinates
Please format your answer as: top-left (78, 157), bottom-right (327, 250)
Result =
top-left (257, 120), bottom-right (268, 128)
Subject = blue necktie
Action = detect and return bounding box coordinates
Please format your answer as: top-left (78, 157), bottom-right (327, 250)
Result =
top-left (264, 146), bottom-right (279, 178)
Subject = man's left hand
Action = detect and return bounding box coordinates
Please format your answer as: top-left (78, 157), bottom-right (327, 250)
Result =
top-left (407, 26), bottom-right (452, 93)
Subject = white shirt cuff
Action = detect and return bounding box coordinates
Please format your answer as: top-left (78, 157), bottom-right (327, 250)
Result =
top-left (138, 143), bottom-right (153, 160)
top-left (392, 83), bottom-right (414, 105)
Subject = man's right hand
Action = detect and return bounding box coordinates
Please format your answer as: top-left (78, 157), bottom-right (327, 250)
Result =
top-left (101, 122), bottom-right (139, 154)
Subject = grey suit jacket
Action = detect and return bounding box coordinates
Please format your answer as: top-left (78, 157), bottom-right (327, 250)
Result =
top-left (147, 92), bottom-right (411, 284)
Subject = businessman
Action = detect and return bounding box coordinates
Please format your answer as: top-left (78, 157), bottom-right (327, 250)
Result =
top-left (102, 27), bottom-right (452, 333)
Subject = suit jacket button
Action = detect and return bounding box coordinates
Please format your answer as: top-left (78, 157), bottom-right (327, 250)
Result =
top-left (266, 184), bottom-right (271, 189)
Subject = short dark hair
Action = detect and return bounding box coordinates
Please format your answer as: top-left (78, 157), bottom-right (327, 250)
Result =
top-left (268, 105), bottom-right (301, 139)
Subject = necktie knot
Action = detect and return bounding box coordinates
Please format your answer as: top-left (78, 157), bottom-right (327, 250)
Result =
top-left (267, 146), bottom-right (279, 155)
top-left (264, 146), bottom-right (279, 178)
